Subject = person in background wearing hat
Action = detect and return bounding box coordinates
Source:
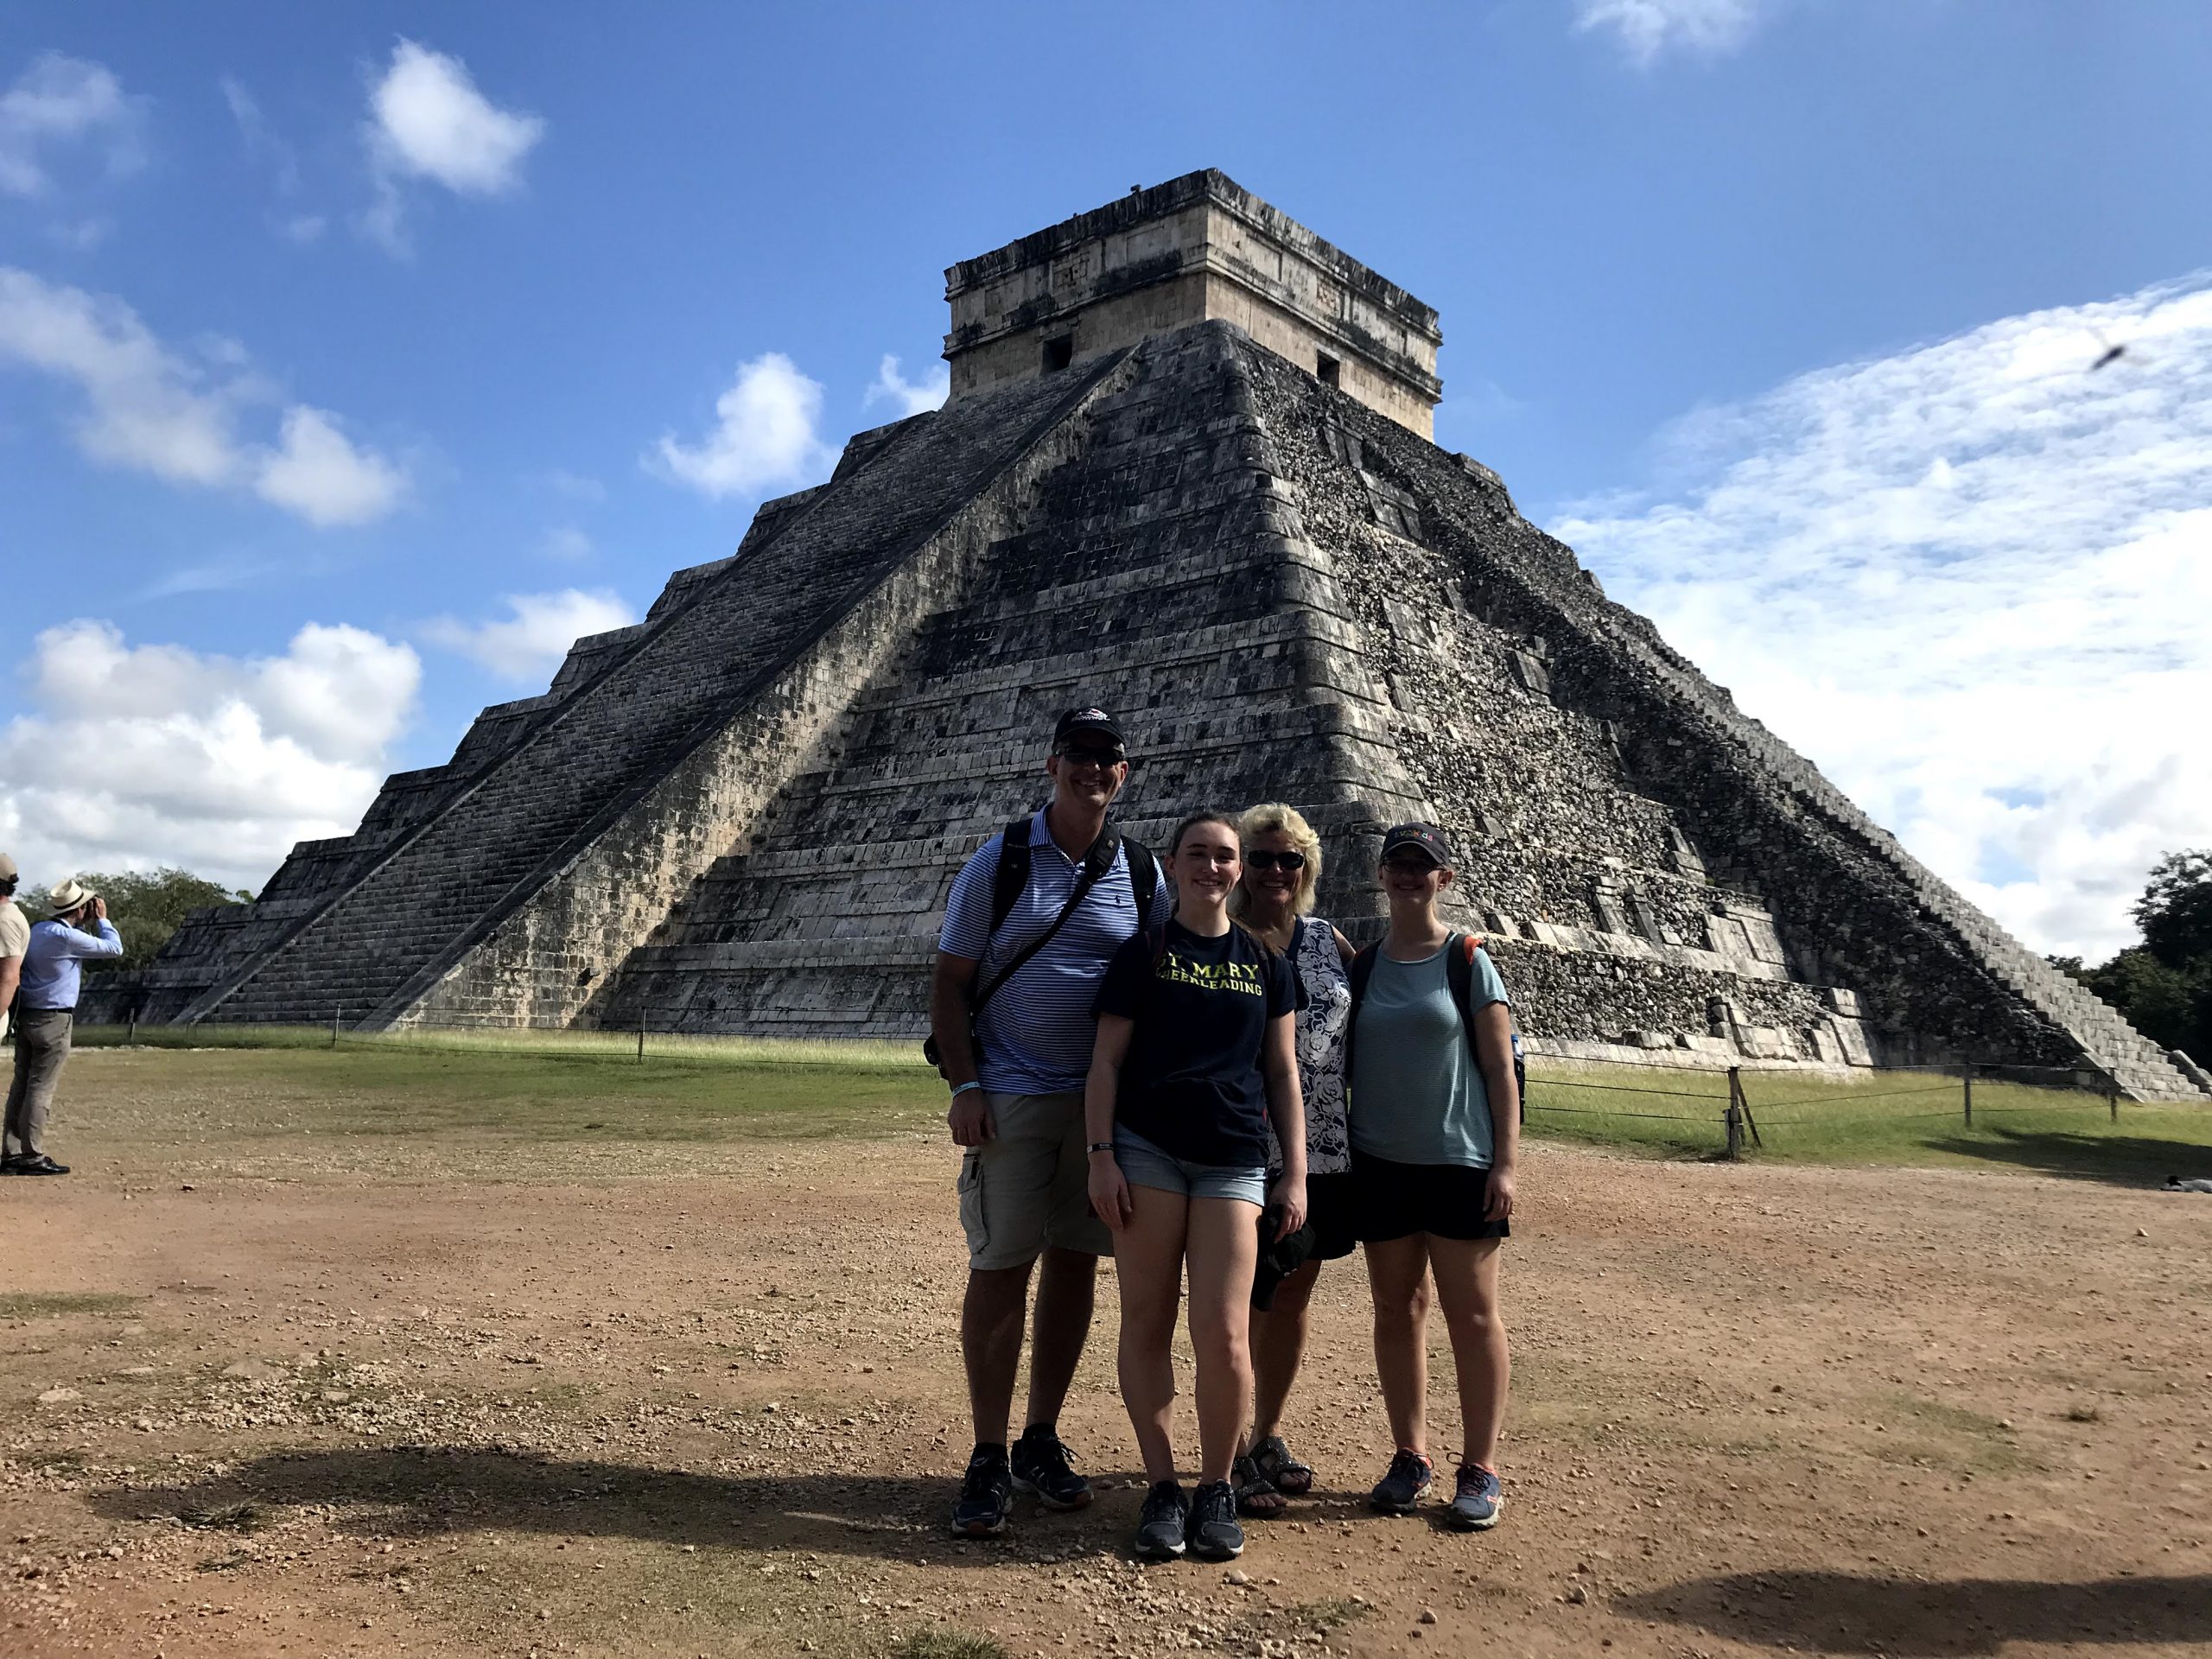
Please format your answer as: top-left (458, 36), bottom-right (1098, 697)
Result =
top-left (1224, 803), bottom-right (1357, 1518)
top-left (0, 854), bottom-right (27, 1049)
top-left (4, 879), bottom-right (123, 1176)
top-left (1347, 823), bottom-right (1519, 1531)
top-left (931, 707), bottom-right (1170, 1538)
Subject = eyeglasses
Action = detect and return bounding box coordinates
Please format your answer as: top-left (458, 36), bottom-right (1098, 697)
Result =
top-left (1246, 850), bottom-right (1307, 873)
top-left (1057, 747), bottom-right (1126, 769)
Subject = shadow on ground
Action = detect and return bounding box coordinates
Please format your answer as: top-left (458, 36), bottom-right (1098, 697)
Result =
top-left (1923, 1128), bottom-right (2212, 1186)
top-left (1616, 1568), bottom-right (2212, 1654)
top-left (92, 1444), bottom-right (1313, 1566)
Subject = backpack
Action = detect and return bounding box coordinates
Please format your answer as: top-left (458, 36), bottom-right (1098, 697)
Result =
top-left (988, 813), bottom-right (1158, 938)
top-left (1344, 931), bottom-right (1525, 1122)
top-left (924, 816), bottom-right (1160, 1072)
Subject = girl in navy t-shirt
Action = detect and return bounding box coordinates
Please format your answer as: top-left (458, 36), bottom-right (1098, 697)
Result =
top-left (1085, 811), bottom-right (1306, 1563)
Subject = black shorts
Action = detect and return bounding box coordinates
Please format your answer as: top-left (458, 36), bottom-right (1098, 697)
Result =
top-left (1351, 1151), bottom-right (1511, 1243)
top-left (1303, 1171), bottom-right (1358, 1262)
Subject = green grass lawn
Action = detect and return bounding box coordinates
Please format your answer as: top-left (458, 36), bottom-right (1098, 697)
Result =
top-left (1525, 1061), bottom-right (2212, 1181)
top-left (56, 1024), bottom-right (2212, 1182)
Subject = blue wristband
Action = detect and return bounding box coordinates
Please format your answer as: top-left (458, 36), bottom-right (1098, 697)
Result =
top-left (951, 1080), bottom-right (982, 1097)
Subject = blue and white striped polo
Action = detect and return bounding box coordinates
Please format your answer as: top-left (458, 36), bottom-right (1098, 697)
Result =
top-left (938, 809), bottom-right (1172, 1096)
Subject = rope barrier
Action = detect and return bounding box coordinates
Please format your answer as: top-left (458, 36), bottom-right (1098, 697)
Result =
top-left (1528, 1077), bottom-right (1730, 1102)
top-left (1525, 1103), bottom-right (1720, 1123)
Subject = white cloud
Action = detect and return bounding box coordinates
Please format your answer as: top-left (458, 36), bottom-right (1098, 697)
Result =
top-left (0, 620), bottom-right (420, 893)
top-left (1554, 274), bottom-right (2212, 962)
top-left (253, 405), bottom-right (407, 525)
top-left (652, 353), bottom-right (832, 499)
top-left (421, 589), bottom-right (635, 683)
top-left (1573, 0), bottom-right (1772, 64)
top-left (0, 52), bottom-right (144, 198)
top-left (864, 353), bottom-right (950, 417)
top-left (0, 267), bottom-right (407, 524)
top-left (360, 40), bottom-right (543, 255)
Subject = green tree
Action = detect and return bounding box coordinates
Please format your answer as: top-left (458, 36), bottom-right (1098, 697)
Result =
top-left (2134, 849), bottom-right (2212, 969)
top-left (47, 868), bottom-right (250, 973)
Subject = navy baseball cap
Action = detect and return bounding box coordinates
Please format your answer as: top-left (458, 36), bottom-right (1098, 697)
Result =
top-left (1052, 707), bottom-right (1125, 751)
top-left (1380, 822), bottom-right (1455, 868)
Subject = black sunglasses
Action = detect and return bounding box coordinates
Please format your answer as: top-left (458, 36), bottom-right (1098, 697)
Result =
top-left (1056, 746), bottom-right (1127, 768)
top-left (1246, 850), bottom-right (1307, 873)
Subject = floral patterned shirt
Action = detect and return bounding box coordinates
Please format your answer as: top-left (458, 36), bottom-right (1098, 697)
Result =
top-left (1266, 915), bottom-right (1353, 1176)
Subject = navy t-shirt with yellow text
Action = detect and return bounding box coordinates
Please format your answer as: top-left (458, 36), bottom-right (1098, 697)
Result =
top-left (1094, 919), bottom-right (1302, 1168)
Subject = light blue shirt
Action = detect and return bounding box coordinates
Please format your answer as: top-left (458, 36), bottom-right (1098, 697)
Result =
top-left (1349, 943), bottom-right (1510, 1168)
top-left (21, 918), bottom-right (123, 1010)
top-left (938, 810), bottom-right (1171, 1096)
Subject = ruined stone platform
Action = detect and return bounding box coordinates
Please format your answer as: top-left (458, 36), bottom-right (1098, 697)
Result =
top-left (113, 172), bottom-right (2202, 1100)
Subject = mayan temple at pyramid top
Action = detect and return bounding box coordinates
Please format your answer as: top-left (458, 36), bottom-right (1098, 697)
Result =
top-left (107, 174), bottom-right (2205, 1102)
top-left (944, 170), bottom-right (1444, 436)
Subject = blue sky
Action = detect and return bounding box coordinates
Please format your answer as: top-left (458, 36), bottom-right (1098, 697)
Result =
top-left (2, 0), bottom-right (2207, 958)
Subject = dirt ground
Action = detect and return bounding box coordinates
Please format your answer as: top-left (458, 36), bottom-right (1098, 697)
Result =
top-left (3, 1051), bottom-right (2210, 1658)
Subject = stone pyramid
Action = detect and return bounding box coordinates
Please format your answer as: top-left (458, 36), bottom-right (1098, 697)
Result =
top-left (124, 171), bottom-right (2204, 1100)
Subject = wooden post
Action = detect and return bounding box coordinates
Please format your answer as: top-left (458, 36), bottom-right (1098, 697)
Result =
top-left (331, 1008), bottom-right (340, 1049)
top-left (127, 1005), bottom-right (138, 1047)
top-left (2108, 1085), bottom-right (2120, 1122)
top-left (1962, 1065), bottom-right (1974, 1127)
top-left (1729, 1065), bottom-right (1763, 1149)
top-left (638, 1009), bottom-right (646, 1063)
top-left (1724, 1065), bottom-right (1744, 1161)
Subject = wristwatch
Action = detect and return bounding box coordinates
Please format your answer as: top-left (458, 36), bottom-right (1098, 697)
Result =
top-left (1087, 1141), bottom-right (1115, 1154)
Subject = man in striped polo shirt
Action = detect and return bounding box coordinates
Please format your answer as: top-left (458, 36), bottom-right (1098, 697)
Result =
top-left (931, 707), bottom-right (1170, 1538)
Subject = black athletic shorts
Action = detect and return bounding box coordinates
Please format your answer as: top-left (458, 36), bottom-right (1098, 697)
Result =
top-left (1302, 1171), bottom-right (1359, 1262)
top-left (1351, 1150), bottom-right (1511, 1243)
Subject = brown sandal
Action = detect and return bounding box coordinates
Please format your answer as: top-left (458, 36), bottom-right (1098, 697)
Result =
top-left (1234, 1454), bottom-right (1287, 1519)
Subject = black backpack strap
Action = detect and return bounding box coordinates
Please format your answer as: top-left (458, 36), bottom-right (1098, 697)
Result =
top-left (969, 821), bottom-right (1120, 1022)
top-left (1147, 921), bottom-right (1169, 970)
top-left (988, 815), bottom-right (1035, 938)
top-left (1125, 839), bottom-right (1160, 921)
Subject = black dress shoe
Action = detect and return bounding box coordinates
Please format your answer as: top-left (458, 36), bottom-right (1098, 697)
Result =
top-left (16, 1154), bottom-right (69, 1176)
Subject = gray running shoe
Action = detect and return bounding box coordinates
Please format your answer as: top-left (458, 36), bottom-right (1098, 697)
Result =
top-left (1185, 1479), bottom-right (1245, 1560)
top-left (1370, 1448), bottom-right (1435, 1514)
top-left (1447, 1464), bottom-right (1503, 1530)
top-left (1132, 1480), bottom-right (1189, 1561)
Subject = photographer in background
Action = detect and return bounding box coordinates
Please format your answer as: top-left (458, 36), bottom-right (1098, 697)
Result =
top-left (0, 854), bottom-right (26, 1046)
top-left (4, 879), bottom-right (123, 1177)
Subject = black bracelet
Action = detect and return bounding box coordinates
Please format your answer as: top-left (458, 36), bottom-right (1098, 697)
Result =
top-left (1087, 1141), bottom-right (1114, 1154)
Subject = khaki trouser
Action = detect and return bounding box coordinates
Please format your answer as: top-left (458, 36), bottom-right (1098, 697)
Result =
top-left (4, 1007), bottom-right (73, 1160)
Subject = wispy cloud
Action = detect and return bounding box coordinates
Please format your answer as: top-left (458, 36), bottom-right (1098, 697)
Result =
top-left (650, 352), bottom-right (833, 499)
top-left (1554, 274), bottom-right (2212, 961)
top-left (359, 40), bottom-right (544, 256)
top-left (0, 619), bottom-right (420, 893)
top-left (1573, 0), bottom-right (1774, 65)
top-left (864, 353), bottom-right (950, 417)
top-left (0, 267), bottom-right (409, 525)
top-left (0, 51), bottom-right (145, 198)
top-left (421, 588), bottom-right (635, 683)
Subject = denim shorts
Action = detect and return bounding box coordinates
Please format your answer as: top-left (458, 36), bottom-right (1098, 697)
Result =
top-left (1114, 1124), bottom-right (1267, 1207)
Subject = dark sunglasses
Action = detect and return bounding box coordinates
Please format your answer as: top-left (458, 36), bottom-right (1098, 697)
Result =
top-left (1381, 854), bottom-right (1442, 874)
top-left (1246, 850), bottom-right (1307, 873)
top-left (1056, 746), bottom-right (1127, 768)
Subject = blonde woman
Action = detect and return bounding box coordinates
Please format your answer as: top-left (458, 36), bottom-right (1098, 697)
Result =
top-left (1227, 804), bottom-right (1357, 1516)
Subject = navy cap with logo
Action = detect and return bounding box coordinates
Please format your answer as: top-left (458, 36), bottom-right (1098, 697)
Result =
top-left (1380, 822), bottom-right (1455, 868)
top-left (1052, 706), bottom-right (1125, 752)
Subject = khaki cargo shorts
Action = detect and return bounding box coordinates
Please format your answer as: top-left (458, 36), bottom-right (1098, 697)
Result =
top-left (957, 1090), bottom-right (1113, 1271)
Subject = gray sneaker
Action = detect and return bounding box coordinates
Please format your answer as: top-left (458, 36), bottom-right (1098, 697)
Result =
top-left (1132, 1480), bottom-right (1189, 1561)
top-left (1447, 1464), bottom-right (1503, 1530)
top-left (1185, 1479), bottom-right (1245, 1560)
top-left (1370, 1448), bottom-right (1434, 1514)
